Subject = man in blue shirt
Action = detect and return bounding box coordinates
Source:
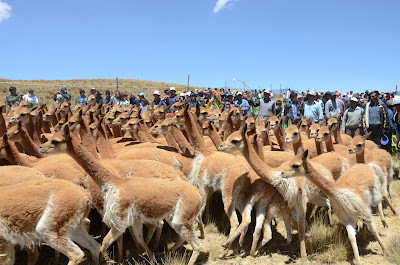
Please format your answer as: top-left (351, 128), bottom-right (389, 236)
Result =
top-left (235, 92), bottom-right (250, 115)
top-left (166, 87), bottom-right (177, 112)
top-left (303, 90), bottom-right (324, 122)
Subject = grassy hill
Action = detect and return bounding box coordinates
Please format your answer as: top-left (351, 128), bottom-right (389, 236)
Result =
top-left (0, 78), bottom-right (205, 104)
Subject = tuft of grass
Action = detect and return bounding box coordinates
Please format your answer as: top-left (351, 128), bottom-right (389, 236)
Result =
top-left (386, 235), bottom-right (400, 264)
top-left (129, 251), bottom-right (188, 265)
top-left (202, 221), bottom-right (227, 262)
top-left (306, 214), bottom-right (349, 263)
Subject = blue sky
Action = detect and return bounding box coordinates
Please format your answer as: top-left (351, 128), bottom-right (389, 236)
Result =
top-left (0, 0), bottom-right (399, 93)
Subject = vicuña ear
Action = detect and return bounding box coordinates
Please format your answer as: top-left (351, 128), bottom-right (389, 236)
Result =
top-left (241, 123), bottom-right (248, 137)
top-left (17, 121), bottom-right (22, 131)
top-left (364, 131), bottom-right (372, 139)
top-left (63, 125), bottom-right (71, 140)
top-left (288, 118), bottom-right (292, 127)
top-left (78, 109), bottom-right (83, 122)
top-left (184, 104), bottom-right (190, 114)
top-left (302, 149), bottom-right (309, 161)
top-left (308, 117), bottom-right (313, 124)
top-left (297, 120), bottom-right (302, 129)
top-left (2, 134), bottom-right (8, 146)
top-left (354, 129), bottom-right (361, 136)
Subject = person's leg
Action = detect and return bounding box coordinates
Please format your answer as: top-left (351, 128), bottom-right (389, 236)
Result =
top-left (368, 126), bottom-right (381, 147)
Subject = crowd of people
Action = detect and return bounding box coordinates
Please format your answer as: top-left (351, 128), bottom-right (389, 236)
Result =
top-left (5, 85), bottom-right (400, 153)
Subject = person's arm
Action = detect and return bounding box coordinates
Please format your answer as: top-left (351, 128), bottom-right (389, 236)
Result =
top-left (324, 101), bottom-right (330, 119)
top-left (318, 103), bottom-right (324, 121)
top-left (341, 109), bottom-right (347, 132)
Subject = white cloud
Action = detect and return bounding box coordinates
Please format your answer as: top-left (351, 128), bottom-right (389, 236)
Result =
top-left (213, 0), bottom-right (235, 13)
top-left (0, 1), bottom-right (11, 23)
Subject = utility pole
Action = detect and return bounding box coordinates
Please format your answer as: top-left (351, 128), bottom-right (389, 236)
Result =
top-left (243, 81), bottom-right (246, 91)
top-left (225, 81), bottom-right (227, 90)
top-left (187, 74), bottom-right (190, 90)
top-left (116, 77), bottom-right (119, 92)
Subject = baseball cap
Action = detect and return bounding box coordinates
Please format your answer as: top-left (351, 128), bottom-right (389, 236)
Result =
top-left (350, 97), bottom-right (358, 102)
top-left (307, 90), bottom-right (316, 96)
top-left (264, 89), bottom-right (271, 94)
top-left (138, 92), bottom-right (145, 97)
top-left (28, 88), bottom-right (34, 92)
top-left (61, 86), bottom-right (67, 91)
top-left (237, 92), bottom-right (243, 96)
top-left (170, 87), bottom-right (176, 91)
top-left (153, 90), bottom-right (160, 95)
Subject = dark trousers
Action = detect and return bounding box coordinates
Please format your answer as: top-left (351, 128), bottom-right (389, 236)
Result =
top-left (367, 125), bottom-right (383, 147)
top-left (345, 127), bottom-right (358, 138)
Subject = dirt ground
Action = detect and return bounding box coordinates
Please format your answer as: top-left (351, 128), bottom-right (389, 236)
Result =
top-left (13, 179), bottom-right (400, 265)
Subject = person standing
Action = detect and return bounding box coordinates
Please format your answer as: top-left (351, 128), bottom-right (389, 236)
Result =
top-left (325, 91), bottom-right (345, 119)
top-left (362, 90), bottom-right (389, 147)
top-left (151, 90), bottom-right (166, 107)
top-left (341, 97), bottom-right (363, 137)
top-left (75, 89), bottom-right (88, 105)
top-left (166, 87), bottom-right (177, 112)
top-left (53, 86), bottom-right (71, 102)
top-left (103, 90), bottom-right (112, 105)
top-left (6, 86), bottom-right (21, 108)
top-left (22, 88), bottom-right (39, 106)
top-left (284, 91), bottom-right (303, 125)
top-left (303, 90), bottom-right (324, 122)
top-left (255, 90), bottom-right (275, 119)
top-left (234, 92), bottom-right (250, 115)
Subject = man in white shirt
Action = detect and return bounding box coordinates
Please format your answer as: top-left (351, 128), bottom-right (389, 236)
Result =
top-left (22, 88), bottom-right (39, 106)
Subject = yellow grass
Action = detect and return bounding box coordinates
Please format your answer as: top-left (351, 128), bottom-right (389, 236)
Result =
top-left (0, 78), bottom-right (205, 105)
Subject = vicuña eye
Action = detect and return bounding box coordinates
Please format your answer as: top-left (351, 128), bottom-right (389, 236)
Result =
top-left (231, 140), bottom-right (239, 144)
top-left (51, 140), bottom-right (59, 146)
top-left (293, 164), bottom-right (300, 169)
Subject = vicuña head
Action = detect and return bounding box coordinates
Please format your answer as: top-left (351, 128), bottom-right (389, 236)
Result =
top-left (218, 130), bottom-right (244, 152)
top-left (348, 130), bottom-right (371, 154)
top-left (284, 119), bottom-right (302, 143)
top-left (279, 149), bottom-right (308, 179)
top-left (309, 121), bottom-right (322, 138)
top-left (316, 123), bottom-right (331, 142)
top-left (39, 127), bottom-right (68, 154)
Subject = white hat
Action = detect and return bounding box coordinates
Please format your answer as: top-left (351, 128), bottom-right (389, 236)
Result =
top-left (264, 89), bottom-right (271, 94)
top-left (237, 92), bottom-right (243, 96)
top-left (170, 87), bottom-right (176, 91)
top-left (393, 96), bottom-right (400, 106)
top-left (350, 97), bottom-right (359, 102)
top-left (307, 90), bottom-right (316, 96)
top-left (91, 87), bottom-right (96, 90)
top-left (153, 90), bottom-right (160, 95)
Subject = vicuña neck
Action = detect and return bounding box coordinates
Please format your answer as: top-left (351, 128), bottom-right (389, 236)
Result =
top-left (332, 128), bottom-right (343, 144)
top-left (169, 125), bottom-right (195, 156)
top-left (4, 140), bottom-right (33, 167)
top-left (19, 128), bottom-right (43, 158)
top-left (315, 139), bottom-right (323, 155)
top-left (0, 112), bottom-right (7, 137)
top-left (67, 135), bottom-right (117, 187)
top-left (304, 160), bottom-right (336, 197)
top-left (356, 149), bottom-right (365, 163)
top-left (324, 135), bottom-right (335, 152)
top-left (207, 123), bottom-right (223, 149)
top-left (138, 121), bottom-right (156, 142)
top-left (184, 110), bottom-right (206, 152)
top-left (242, 133), bottom-right (276, 184)
top-left (250, 134), bottom-right (265, 162)
top-left (292, 135), bottom-right (303, 155)
top-left (79, 118), bottom-right (98, 158)
top-left (97, 123), bottom-right (115, 159)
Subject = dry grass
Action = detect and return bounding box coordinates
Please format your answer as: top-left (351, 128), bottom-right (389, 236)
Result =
top-left (0, 78), bottom-right (205, 105)
top-left (306, 213), bottom-right (350, 263)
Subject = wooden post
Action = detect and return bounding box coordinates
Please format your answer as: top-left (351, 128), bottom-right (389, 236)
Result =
top-left (187, 74), bottom-right (190, 90)
top-left (116, 77), bottom-right (119, 92)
